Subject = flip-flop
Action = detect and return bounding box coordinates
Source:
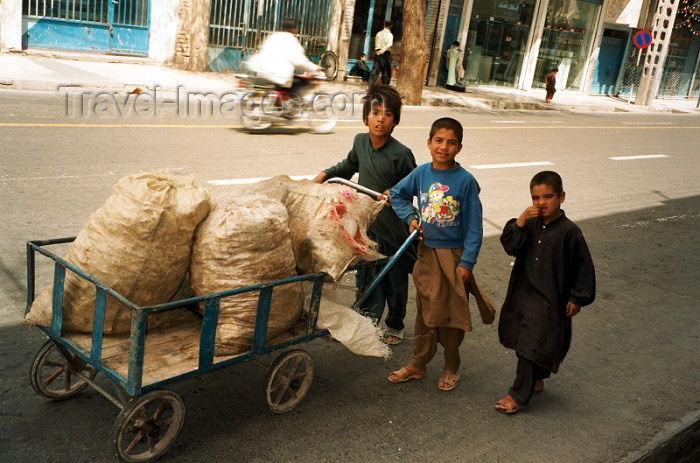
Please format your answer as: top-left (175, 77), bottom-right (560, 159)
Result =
top-left (382, 328), bottom-right (404, 346)
top-left (493, 395), bottom-right (524, 414)
top-left (387, 365), bottom-right (426, 383)
top-left (534, 379), bottom-right (544, 393)
top-left (437, 371), bottom-right (460, 391)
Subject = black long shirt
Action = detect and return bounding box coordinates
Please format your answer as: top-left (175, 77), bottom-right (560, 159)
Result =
top-left (498, 211), bottom-right (596, 372)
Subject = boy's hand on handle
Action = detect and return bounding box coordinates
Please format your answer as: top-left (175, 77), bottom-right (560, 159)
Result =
top-left (409, 219), bottom-right (423, 239)
top-left (566, 302), bottom-right (581, 317)
top-left (457, 266), bottom-right (472, 284)
top-left (377, 189), bottom-right (391, 205)
top-left (516, 205), bottom-right (542, 227)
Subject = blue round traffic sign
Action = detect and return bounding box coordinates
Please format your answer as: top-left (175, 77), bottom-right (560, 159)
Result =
top-left (633, 30), bottom-right (652, 49)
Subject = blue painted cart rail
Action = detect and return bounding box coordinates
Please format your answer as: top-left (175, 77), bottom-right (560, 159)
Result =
top-left (26, 237), bottom-right (331, 397)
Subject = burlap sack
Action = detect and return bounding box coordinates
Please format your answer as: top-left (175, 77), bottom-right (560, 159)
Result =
top-left (25, 172), bottom-right (211, 334)
top-left (190, 197), bottom-right (303, 355)
top-left (231, 175), bottom-right (384, 280)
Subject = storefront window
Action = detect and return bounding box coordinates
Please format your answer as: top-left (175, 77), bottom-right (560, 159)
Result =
top-left (464, 0), bottom-right (536, 86)
top-left (657, 26), bottom-right (700, 98)
top-left (533, 0), bottom-right (601, 90)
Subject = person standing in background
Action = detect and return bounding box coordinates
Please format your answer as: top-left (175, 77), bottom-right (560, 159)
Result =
top-left (445, 41), bottom-right (462, 87)
top-left (369, 21), bottom-right (394, 86)
top-left (544, 68), bottom-right (558, 103)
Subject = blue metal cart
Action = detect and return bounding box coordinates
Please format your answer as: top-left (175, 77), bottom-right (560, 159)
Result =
top-left (25, 179), bottom-right (417, 462)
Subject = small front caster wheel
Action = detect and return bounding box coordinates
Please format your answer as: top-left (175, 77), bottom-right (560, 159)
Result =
top-left (266, 349), bottom-right (314, 414)
top-left (30, 340), bottom-right (97, 400)
top-left (111, 390), bottom-right (185, 463)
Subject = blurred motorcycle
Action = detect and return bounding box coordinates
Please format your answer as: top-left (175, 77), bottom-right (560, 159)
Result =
top-left (236, 73), bottom-right (337, 133)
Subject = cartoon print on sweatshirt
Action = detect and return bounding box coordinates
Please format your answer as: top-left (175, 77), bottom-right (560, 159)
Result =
top-left (421, 182), bottom-right (460, 224)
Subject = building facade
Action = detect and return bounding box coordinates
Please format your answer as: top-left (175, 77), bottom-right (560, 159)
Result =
top-left (1, 0), bottom-right (697, 99)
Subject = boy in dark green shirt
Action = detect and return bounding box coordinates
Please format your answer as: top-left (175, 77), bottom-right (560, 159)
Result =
top-left (313, 85), bottom-right (416, 344)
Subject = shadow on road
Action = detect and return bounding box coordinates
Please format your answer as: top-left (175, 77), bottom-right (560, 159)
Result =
top-left (1, 195), bottom-right (698, 463)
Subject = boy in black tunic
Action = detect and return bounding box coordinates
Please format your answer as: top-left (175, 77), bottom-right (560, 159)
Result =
top-left (312, 85), bottom-right (416, 345)
top-left (494, 171), bottom-right (596, 414)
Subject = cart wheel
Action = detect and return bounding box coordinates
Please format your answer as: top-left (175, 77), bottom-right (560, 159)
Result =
top-left (266, 349), bottom-right (314, 414)
top-left (29, 340), bottom-right (97, 400)
top-left (111, 390), bottom-right (185, 463)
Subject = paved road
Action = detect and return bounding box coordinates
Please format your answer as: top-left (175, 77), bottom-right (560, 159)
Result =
top-left (0, 90), bottom-right (699, 462)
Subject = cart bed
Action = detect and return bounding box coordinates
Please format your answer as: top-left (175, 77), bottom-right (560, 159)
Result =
top-left (67, 312), bottom-right (312, 387)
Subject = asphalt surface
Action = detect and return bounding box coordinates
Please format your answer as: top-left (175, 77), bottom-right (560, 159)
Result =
top-left (0, 60), bottom-right (698, 463)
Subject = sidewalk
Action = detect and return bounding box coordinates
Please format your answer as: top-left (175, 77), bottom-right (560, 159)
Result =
top-left (1, 49), bottom-right (698, 114)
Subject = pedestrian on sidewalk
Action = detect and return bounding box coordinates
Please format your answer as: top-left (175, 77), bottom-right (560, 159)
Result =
top-left (445, 41), bottom-right (463, 87)
top-left (544, 68), bottom-right (558, 103)
top-left (369, 21), bottom-right (394, 86)
top-left (312, 85), bottom-right (416, 345)
top-left (494, 171), bottom-right (596, 414)
top-left (387, 117), bottom-right (484, 392)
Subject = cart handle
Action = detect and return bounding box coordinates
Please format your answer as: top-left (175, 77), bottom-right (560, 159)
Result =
top-left (326, 177), bottom-right (383, 200)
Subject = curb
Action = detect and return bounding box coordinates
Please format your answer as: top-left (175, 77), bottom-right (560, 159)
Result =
top-left (618, 410), bottom-right (700, 463)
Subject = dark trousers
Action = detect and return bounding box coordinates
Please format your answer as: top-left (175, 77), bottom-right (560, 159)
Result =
top-left (357, 262), bottom-right (409, 332)
top-left (369, 51), bottom-right (392, 86)
top-left (508, 354), bottom-right (551, 406)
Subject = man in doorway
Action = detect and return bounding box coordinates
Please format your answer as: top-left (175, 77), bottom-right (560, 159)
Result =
top-left (369, 20), bottom-right (394, 86)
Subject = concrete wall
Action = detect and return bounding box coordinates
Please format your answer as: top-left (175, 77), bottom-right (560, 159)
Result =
top-left (0, 0), bottom-right (22, 52)
top-left (150, 0), bottom-right (181, 64)
top-left (605, 0), bottom-right (645, 27)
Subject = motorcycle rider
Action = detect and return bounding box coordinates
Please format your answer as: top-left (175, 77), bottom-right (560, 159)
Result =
top-left (245, 17), bottom-right (320, 99)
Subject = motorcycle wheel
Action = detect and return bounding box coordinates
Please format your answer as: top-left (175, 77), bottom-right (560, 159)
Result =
top-left (240, 93), bottom-right (272, 131)
top-left (307, 93), bottom-right (337, 134)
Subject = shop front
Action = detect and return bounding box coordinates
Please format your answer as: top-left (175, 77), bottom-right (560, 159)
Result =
top-left (532, 0), bottom-right (602, 91)
top-left (461, 0), bottom-right (602, 90)
top-left (347, 0), bottom-right (403, 71)
top-left (463, 0), bottom-right (537, 87)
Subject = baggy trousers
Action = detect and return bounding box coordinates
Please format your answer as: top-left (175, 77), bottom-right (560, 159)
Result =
top-left (409, 296), bottom-right (465, 373)
top-left (508, 354), bottom-right (552, 406)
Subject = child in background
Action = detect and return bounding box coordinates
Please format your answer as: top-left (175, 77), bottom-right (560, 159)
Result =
top-left (387, 117), bottom-right (483, 391)
top-left (494, 170), bottom-right (596, 414)
top-left (313, 84), bottom-right (416, 345)
top-left (349, 53), bottom-right (371, 82)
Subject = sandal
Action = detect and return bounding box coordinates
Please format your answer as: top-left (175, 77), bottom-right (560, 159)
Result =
top-left (437, 370), bottom-right (460, 391)
top-left (382, 328), bottom-right (404, 346)
top-left (387, 365), bottom-right (426, 383)
top-left (534, 379), bottom-right (544, 393)
top-left (493, 395), bottom-right (524, 414)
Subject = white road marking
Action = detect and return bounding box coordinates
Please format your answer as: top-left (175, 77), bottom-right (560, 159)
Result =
top-left (208, 174), bottom-right (315, 185)
top-left (614, 213), bottom-right (699, 229)
top-left (621, 121), bottom-right (673, 125)
top-left (490, 120), bottom-right (563, 124)
top-left (609, 155), bottom-right (669, 161)
top-left (469, 161), bottom-right (554, 169)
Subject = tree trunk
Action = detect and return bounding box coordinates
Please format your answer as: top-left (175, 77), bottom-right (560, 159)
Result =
top-left (397, 0), bottom-right (428, 105)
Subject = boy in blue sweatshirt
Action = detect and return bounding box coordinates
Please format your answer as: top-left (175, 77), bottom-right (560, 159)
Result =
top-left (387, 117), bottom-right (483, 392)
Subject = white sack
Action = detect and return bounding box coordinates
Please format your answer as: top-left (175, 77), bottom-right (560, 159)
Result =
top-left (190, 197), bottom-right (303, 355)
top-left (316, 297), bottom-right (391, 358)
top-left (25, 172), bottom-right (211, 334)
top-left (229, 175), bottom-right (384, 280)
